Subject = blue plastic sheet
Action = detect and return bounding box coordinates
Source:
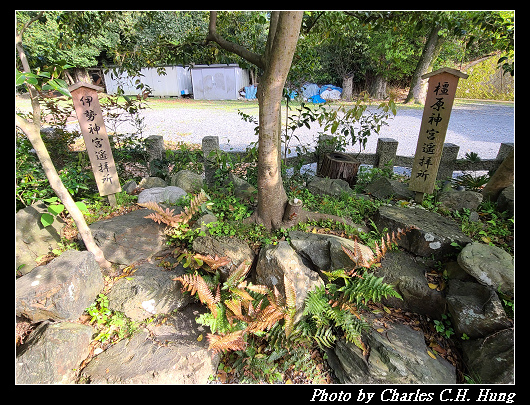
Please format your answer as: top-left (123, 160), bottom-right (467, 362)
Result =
top-left (309, 94), bottom-right (326, 103)
top-left (245, 85), bottom-right (257, 100)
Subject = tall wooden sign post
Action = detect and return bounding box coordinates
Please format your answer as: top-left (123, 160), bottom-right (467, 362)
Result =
top-left (69, 82), bottom-right (121, 206)
top-left (409, 67), bottom-right (468, 203)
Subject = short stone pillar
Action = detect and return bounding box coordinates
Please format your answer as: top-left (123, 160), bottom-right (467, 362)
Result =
top-left (496, 142), bottom-right (514, 162)
top-left (202, 136), bottom-right (220, 186)
top-left (376, 138), bottom-right (398, 169)
top-left (437, 143), bottom-right (460, 180)
top-left (144, 135), bottom-right (165, 176)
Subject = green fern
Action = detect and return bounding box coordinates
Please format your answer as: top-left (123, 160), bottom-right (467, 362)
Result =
top-left (339, 271), bottom-right (402, 305)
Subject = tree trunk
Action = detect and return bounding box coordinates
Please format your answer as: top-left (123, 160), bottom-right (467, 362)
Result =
top-left (342, 74), bottom-right (354, 101)
top-left (318, 152), bottom-right (361, 187)
top-left (16, 116), bottom-right (112, 270)
top-left (482, 150), bottom-right (514, 202)
top-left (206, 11), bottom-right (303, 230)
top-left (256, 11), bottom-right (303, 230)
top-left (404, 24), bottom-right (442, 104)
top-left (369, 74), bottom-right (387, 99)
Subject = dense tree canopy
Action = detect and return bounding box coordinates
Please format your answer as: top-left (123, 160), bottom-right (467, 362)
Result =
top-left (16, 10), bottom-right (514, 96)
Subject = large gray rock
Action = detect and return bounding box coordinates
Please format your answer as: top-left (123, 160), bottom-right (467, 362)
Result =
top-left (16, 202), bottom-right (65, 275)
top-left (170, 170), bottom-right (203, 193)
top-left (438, 190), bottom-right (483, 212)
top-left (255, 241), bottom-right (323, 322)
top-left (375, 250), bottom-right (445, 318)
top-left (497, 184), bottom-right (514, 216)
top-left (365, 177), bottom-right (414, 201)
top-left (80, 304), bottom-right (219, 384)
top-left (307, 177), bottom-right (352, 197)
top-left (373, 205), bottom-right (472, 259)
top-left (192, 235), bottom-right (255, 281)
top-left (461, 328), bottom-right (514, 384)
top-left (446, 279), bottom-right (512, 339)
top-left (327, 321), bottom-right (456, 384)
top-left (16, 321), bottom-right (94, 384)
top-left (89, 209), bottom-right (167, 265)
top-left (16, 250), bottom-right (104, 322)
top-left (288, 231), bottom-right (374, 272)
top-left (457, 242), bottom-right (514, 296)
top-left (137, 186), bottom-right (187, 204)
top-left (107, 262), bottom-right (191, 322)
top-left (138, 176), bottom-right (167, 189)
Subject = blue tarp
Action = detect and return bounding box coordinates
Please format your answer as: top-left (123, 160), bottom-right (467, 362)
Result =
top-left (319, 84), bottom-right (343, 95)
top-left (309, 94), bottom-right (326, 103)
top-left (244, 85), bottom-right (257, 100)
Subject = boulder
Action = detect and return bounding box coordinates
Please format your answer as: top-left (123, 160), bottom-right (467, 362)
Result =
top-left (89, 209), bottom-right (167, 266)
top-left (137, 186), bottom-right (187, 204)
top-left (16, 250), bottom-right (104, 322)
top-left (446, 279), bottom-right (512, 339)
top-left (226, 173), bottom-right (256, 199)
top-left (461, 328), bottom-right (514, 384)
top-left (438, 190), bottom-right (483, 212)
top-left (307, 177), bottom-right (352, 197)
top-left (138, 176), bottom-right (167, 189)
top-left (365, 177), bottom-right (414, 201)
top-left (497, 184), bottom-right (514, 216)
top-left (192, 235), bottom-right (255, 281)
top-left (16, 202), bottom-right (65, 275)
top-left (288, 230), bottom-right (374, 272)
top-left (326, 321), bottom-right (456, 384)
top-left (457, 242), bottom-right (514, 296)
top-left (255, 241), bottom-right (323, 322)
top-left (107, 262), bottom-right (192, 322)
top-left (80, 304), bottom-right (219, 384)
top-left (16, 321), bottom-right (94, 384)
top-left (373, 205), bottom-right (472, 259)
top-left (170, 170), bottom-right (204, 193)
top-left (375, 250), bottom-right (445, 318)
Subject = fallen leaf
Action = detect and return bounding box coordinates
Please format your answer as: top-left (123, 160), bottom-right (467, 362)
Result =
top-left (197, 334), bottom-right (203, 342)
top-left (376, 328), bottom-right (385, 333)
top-left (428, 283), bottom-right (438, 290)
top-left (383, 306), bottom-right (391, 314)
top-left (285, 378), bottom-right (293, 384)
top-left (427, 350), bottom-right (437, 359)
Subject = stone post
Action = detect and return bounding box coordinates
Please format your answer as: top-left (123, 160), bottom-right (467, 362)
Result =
top-left (437, 143), bottom-right (460, 180)
top-left (376, 137), bottom-right (398, 169)
top-left (496, 142), bottom-right (514, 162)
top-left (202, 136), bottom-right (220, 186)
top-left (144, 135), bottom-right (165, 176)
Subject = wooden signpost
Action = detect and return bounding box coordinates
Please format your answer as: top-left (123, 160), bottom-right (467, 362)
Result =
top-left (69, 82), bottom-right (121, 206)
top-left (409, 67), bottom-right (468, 203)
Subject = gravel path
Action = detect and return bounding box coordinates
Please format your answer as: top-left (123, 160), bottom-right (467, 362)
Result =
top-left (83, 100), bottom-right (515, 161)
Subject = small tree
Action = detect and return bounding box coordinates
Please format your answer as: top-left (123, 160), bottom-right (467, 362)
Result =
top-left (16, 12), bottom-right (111, 270)
top-left (206, 11), bottom-right (304, 230)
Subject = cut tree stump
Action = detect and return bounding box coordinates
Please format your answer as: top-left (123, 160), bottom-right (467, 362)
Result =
top-left (318, 152), bottom-right (361, 187)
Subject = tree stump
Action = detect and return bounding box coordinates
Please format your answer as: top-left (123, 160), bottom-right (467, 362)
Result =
top-left (318, 152), bottom-right (361, 187)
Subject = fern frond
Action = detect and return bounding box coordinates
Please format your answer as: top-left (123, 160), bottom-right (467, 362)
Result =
top-left (313, 325), bottom-right (336, 348)
top-left (139, 189), bottom-right (209, 227)
top-left (225, 261), bottom-right (252, 289)
top-left (246, 303), bottom-right (286, 333)
top-left (207, 330), bottom-right (247, 355)
top-left (194, 254), bottom-right (231, 272)
top-left (174, 273), bottom-right (220, 316)
top-left (339, 272), bottom-right (402, 305)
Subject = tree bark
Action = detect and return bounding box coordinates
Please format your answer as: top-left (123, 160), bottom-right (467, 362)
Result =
top-left (318, 152), bottom-right (361, 187)
top-left (369, 74), bottom-right (387, 99)
top-left (404, 23), bottom-right (442, 104)
top-left (342, 74), bottom-right (354, 101)
top-left (207, 11), bottom-right (303, 230)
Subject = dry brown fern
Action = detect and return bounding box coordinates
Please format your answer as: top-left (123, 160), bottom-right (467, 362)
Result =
top-left (207, 330), bottom-right (247, 355)
top-left (174, 273), bottom-right (220, 316)
top-left (341, 226), bottom-right (417, 275)
top-left (138, 189), bottom-right (209, 227)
